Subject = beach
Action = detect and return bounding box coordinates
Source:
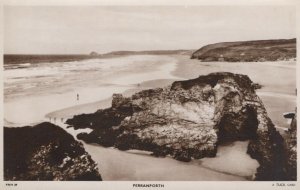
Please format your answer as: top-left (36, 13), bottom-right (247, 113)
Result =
top-left (4, 55), bottom-right (181, 126)
top-left (3, 54), bottom-right (296, 180)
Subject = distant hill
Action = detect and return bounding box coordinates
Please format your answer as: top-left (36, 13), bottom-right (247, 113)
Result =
top-left (99, 49), bottom-right (193, 57)
top-left (191, 38), bottom-right (296, 62)
top-left (4, 54), bottom-right (91, 65)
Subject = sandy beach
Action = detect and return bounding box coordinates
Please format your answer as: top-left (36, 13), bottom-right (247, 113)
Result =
top-left (4, 54), bottom-right (296, 180)
top-left (84, 142), bottom-right (252, 181)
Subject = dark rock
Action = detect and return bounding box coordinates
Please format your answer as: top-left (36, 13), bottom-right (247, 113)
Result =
top-left (284, 110), bottom-right (297, 180)
top-left (174, 150), bottom-right (191, 162)
top-left (4, 122), bottom-right (102, 181)
top-left (89, 51), bottom-right (99, 56)
top-left (252, 83), bottom-right (263, 90)
top-left (247, 108), bottom-right (297, 181)
top-left (247, 127), bottom-right (286, 180)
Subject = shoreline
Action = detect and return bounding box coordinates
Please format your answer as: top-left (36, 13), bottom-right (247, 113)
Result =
top-left (4, 55), bottom-right (182, 127)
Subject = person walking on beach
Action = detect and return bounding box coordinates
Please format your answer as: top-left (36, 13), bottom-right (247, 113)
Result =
top-left (77, 93), bottom-right (79, 101)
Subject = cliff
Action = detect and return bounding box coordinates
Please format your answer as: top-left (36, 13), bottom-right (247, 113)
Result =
top-left (4, 122), bottom-right (102, 181)
top-left (191, 38), bottom-right (296, 62)
top-left (66, 72), bottom-right (294, 180)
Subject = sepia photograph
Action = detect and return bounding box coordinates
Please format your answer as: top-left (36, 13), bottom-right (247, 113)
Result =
top-left (1, 0), bottom-right (298, 189)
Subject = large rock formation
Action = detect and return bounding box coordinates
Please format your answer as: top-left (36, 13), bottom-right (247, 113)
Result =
top-left (4, 122), bottom-right (102, 181)
top-left (67, 72), bottom-right (293, 180)
top-left (191, 38), bottom-right (296, 62)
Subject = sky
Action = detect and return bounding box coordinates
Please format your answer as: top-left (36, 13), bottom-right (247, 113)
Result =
top-left (4, 6), bottom-right (296, 54)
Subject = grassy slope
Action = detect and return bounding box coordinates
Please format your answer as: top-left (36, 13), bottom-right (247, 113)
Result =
top-left (191, 39), bottom-right (296, 62)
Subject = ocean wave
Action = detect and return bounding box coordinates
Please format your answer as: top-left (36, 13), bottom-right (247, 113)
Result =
top-left (4, 63), bottom-right (32, 70)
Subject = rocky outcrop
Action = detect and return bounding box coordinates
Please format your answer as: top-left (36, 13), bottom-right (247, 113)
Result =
top-left (4, 122), bottom-right (102, 181)
top-left (247, 121), bottom-right (286, 180)
top-left (191, 38), bottom-right (296, 62)
top-left (89, 51), bottom-right (99, 57)
top-left (247, 106), bottom-right (297, 181)
top-left (67, 72), bottom-right (292, 180)
top-left (284, 110), bottom-right (297, 180)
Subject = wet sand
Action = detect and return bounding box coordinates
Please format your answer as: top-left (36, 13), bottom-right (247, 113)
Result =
top-left (196, 141), bottom-right (258, 177)
top-left (84, 143), bottom-right (250, 181)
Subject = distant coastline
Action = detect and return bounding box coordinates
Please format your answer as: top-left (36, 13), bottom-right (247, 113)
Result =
top-left (5, 38), bottom-right (296, 66)
top-left (4, 50), bottom-right (193, 65)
